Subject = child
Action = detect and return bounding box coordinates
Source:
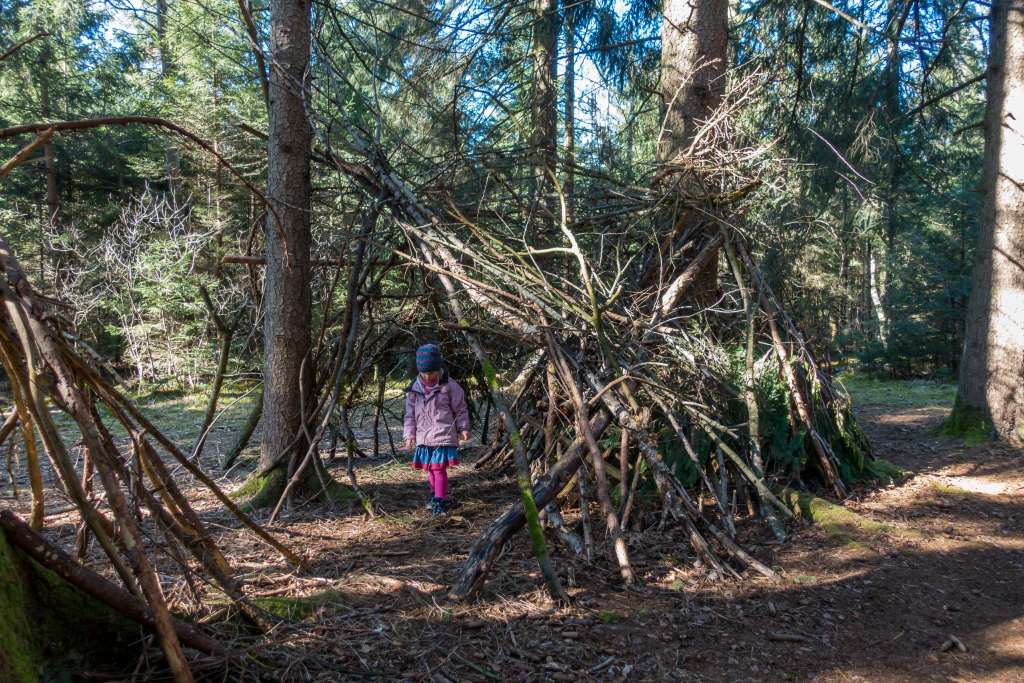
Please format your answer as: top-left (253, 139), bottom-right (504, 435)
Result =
top-left (404, 344), bottom-right (470, 515)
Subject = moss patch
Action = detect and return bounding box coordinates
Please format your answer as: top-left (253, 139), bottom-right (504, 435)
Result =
top-left (235, 467), bottom-right (287, 511)
top-left (0, 527), bottom-right (39, 683)
top-left (253, 590), bottom-right (349, 620)
top-left (320, 477), bottom-right (360, 506)
top-left (864, 458), bottom-right (905, 485)
top-left (598, 610), bottom-right (625, 624)
top-left (941, 397), bottom-right (993, 446)
top-left (236, 466), bottom-right (360, 513)
top-left (789, 573), bottom-right (818, 585)
top-left (783, 490), bottom-right (896, 544)
top-left (230, 472), bottom-right (268, 500)
top-left (0, 529), bottom-right (136, 682)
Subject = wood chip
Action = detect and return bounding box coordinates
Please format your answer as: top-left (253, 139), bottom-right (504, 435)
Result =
top-left (940, 635), bottom-right (967, 653)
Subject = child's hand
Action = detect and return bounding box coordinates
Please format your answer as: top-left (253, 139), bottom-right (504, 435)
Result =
top-left (404, 438), bottom-right (415, 451)
top-left (458, 431), bottom-right (470, 444)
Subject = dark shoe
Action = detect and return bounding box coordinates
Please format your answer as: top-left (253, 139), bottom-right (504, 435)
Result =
top-left (440, 498), bottom-right (458, 512)
top-left (429, 497), bottom-right (445, 515)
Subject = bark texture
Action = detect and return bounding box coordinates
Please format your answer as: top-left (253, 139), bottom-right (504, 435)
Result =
top-left (260, 0), bottom-right (313, 473)
top-left (657, 0), bottom-right (728, 301)
top-left (658, 0), bottom-right (727, 162)
top-left (956, 0), bottom-right (1024, 443)
top-left (529, 0), bottom-right (559, 241)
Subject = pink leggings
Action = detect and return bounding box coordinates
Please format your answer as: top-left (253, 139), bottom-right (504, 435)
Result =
top-left (427, 468), bottom-right (449, 499)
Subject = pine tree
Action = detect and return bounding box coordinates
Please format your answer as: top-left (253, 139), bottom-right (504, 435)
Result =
top-left (257, 0), bottom-right (315, 499)
top-left (951, 0), bottom-right (1024, 442)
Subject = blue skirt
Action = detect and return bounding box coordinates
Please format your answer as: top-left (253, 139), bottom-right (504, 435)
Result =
top-left (411, 445), bottom-right (460, 470)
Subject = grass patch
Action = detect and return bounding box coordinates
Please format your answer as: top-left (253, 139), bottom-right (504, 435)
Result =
top-left (598, 610), bottom-right (624, 624)
top-left (836, 372), bottom-right (955, 409)
top-left (931, 482), bottom-right (987, 500)
top-left (47, 383), bottom-right (261, 452)
top-left (381, 511), bottom-right (420, 527)
top-left (932, 482), bottom-right (967, 496)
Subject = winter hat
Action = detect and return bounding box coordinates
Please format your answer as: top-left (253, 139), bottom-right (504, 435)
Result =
top-left (415, 343), bottom-right (443, 373)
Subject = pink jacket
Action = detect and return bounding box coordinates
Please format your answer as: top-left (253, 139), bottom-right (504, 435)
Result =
top-left (403, 376), bottom-right (470, 446)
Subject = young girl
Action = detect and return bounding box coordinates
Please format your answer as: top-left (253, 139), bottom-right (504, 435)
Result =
top-left (403, 344), bottom-right (470, 515)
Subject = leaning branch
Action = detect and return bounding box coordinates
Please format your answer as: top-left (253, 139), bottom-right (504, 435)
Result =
top-left (0, 128), bottom-right (53, 178)
top-left (0, 32), bottom-right (49, 63)
top-left (901, 72), bottom-right (986, 121)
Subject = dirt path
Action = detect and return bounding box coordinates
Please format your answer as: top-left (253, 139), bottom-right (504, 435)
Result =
top-left (6, 396), bottom-right (1023, 681)
top-left (193, 400), bottom-right (1021, 682)
top-left (788, 404), bottom-right (1024, 683)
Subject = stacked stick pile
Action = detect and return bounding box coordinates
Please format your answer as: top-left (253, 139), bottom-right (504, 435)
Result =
top-left (309, 76), bottom-right (878, 604)
top-left (0, 74), bottom-right (880, 678)
top-left (0, 235), bottom-right (305, 682)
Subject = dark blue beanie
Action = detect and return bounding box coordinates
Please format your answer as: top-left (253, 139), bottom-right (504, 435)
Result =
top-left (415, 344), bottom-right (443, 373)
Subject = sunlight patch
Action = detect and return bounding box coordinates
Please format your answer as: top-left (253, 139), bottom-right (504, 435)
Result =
top-left (940, 476), bottom-right (1021, 496)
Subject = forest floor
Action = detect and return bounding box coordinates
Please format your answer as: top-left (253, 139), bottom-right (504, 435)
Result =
top-left (5, 376), bottom-right (1024, 682)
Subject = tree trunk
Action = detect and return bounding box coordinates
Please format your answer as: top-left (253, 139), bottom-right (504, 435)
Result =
top-left (658, 0), bottom-right (727, 162)
top-left (39, 71), bottom-right (58, 226)
top-left (258, 0), bottom-right (313, 495)
top-left (869, 244), bottom-right (888, 347)
top-left (37, 45), bottom-right (63, 295)
top-left (563, 4), bottom-right (576, 229)
top-left (529, 0), bottom-right (559, 242)
top-left (879, 0), bottom-right (911, 345)
top-left (157, 0), bottom-right (183, 201)
top-left (657, 0), bottom-right (728, 302)
top-left (953, 0), bottom-right (1024, 443)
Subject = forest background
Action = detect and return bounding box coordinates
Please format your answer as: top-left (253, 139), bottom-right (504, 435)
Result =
top-left (0, 0), bottom-right (988, 388)
top-left (1, 0), bottom-right (1018, 679)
